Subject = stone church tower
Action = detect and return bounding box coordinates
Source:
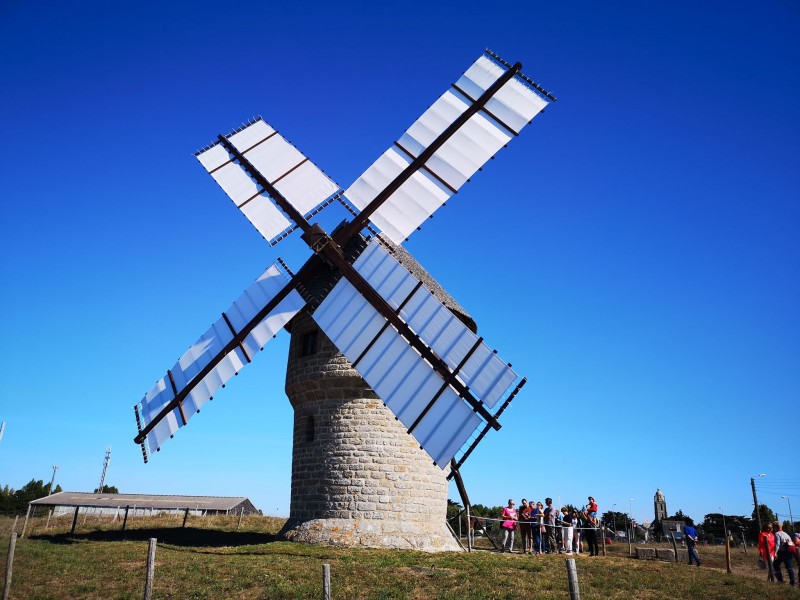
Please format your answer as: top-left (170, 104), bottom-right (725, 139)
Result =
top-left (654, 489), bottom-right (667, 522)
top-left (279, 236), bottom-right (468, 551)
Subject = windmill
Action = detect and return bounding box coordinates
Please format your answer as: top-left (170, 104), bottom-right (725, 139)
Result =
top-left (133, 50), bottom-right (555, 549)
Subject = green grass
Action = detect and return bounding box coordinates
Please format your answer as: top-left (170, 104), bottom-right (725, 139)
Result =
top-left (1, 516), bottom-right (797, 599)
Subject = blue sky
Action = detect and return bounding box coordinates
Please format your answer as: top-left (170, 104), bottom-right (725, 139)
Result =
top-left (1, 0), bottom-right (798, 524)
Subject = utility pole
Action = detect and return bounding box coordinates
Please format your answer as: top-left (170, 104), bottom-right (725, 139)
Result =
top-left (48, 465), bottom-right (59, 495)
top-left (97, 446), bottom-right (111, 493)
top-left (751, 475), bottom-right (765, 534)
top-left (0, 421), bottom-right (5, 445)
top-left (782, 496), bottom-right (794, 532)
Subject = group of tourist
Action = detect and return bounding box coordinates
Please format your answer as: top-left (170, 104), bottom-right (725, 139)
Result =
top-left (758, 520), bottom-right (798, 586)
top-left (497, 496), bottom-right (601, 556)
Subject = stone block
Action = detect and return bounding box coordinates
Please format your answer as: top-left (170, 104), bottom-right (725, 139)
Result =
top-left (635, 548), bottom-right (657, 560)
top-left (656, 548), bottom-right (676, 561)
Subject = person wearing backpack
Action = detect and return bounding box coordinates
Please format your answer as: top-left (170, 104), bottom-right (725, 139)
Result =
top-left (772, 521), bottom-right (796, 586)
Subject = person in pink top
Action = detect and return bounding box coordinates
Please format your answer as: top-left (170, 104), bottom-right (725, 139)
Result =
top-left (500, 499), bottom-right (518, 552)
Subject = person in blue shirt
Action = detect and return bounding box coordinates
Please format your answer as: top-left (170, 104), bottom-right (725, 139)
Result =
top-left (683, 517), bottom-right (701, 566)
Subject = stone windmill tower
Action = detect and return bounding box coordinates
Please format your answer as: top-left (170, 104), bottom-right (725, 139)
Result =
top-left (281, 237), bottom-right (476, 549)
top-left (132, 51), bottom-right (555, 549)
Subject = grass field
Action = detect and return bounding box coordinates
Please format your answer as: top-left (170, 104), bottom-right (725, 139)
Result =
top-left (1, 515), bottom-right (797, 599)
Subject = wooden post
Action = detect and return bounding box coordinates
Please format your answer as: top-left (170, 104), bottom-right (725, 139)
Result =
top-left (237, 507), bottom-right (245, 530)
top-left (20, 505), bottom-right (31, 539)
top-left (741, 531), bottom-right (747, 554)
top-left (628, 518), bottom-right (632, 557)
top-left (725, 537), bottom-right (732, 573)
top-left (670, 532), bottom-right (679, 563)
top-left (458, 509), bottom-right (462, 541)
top-left (322, 563), bottom-right (331, 600)
top-left (565, 557), bottom-right (581, 600)
top-left (182, 508), bottom-right (190, 528)
top-left (143, 537), bottom-right (157, 600)
top-left (601, 524), bottom-right (606, 557)
top-left (122, 506), bottom-right (130, 531)
top-left (70, 507), bottom-right (80, 534)
top-left (2, 533), bottom-right (17, 600)
top-left (45, 508), bottom-right (53, 530)
top-left (10, 517), bottom-right (17, 536)
top-left (466, 505), bottom-right (472, 552)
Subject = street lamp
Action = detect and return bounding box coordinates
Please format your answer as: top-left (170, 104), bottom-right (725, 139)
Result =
top-left (781, 496), bottom-right (794, 532)
top-left (611, 503), bottom-right (617, 533)
top-left (629, 499), bottom-right (634, 534)
top-left (629, 498), bottom-right (634, 551)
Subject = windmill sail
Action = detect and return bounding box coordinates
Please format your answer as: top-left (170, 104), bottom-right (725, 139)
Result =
top-left (312, 239), bottom-right (520, 467)
top-left (343, 52), bottom-right (550, 245)
top-left (135, 264), bottom-right (305, 458)
top-left (195, 118), bottom-right (341, 245)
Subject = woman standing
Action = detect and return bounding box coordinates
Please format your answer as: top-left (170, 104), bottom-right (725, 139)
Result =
top-left (500, 499), bottom-right (518, 553)
top-left (531, 502), bottom-right (545, 555)
top-left (561, 507), bottom-right (575, 555)
top-left (758, 521), bottom-right (776, 581)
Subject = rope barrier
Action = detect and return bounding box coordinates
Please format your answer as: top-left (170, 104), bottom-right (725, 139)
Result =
top-left (456, 515), bottom-right (602, 531)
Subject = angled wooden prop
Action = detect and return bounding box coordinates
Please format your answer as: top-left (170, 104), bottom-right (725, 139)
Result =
top-left (133, 49), bottom-right (555, 472)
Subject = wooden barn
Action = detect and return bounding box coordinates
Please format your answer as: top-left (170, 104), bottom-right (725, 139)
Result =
top-left (29, 492), bottom-right (259, 518)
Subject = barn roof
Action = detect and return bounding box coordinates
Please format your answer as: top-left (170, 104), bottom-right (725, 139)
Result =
top-left (29, 492), bottom-right (254, 511)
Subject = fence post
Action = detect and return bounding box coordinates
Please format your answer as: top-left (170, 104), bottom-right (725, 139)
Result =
top-left (725, 537), bottom-right (731, 573)
top-left (628, 519), bottom-right (632, 557)
top-left (10, 517), bottom-right (17, 536)
top-left (45, 508), bottom-right (53, 530)
top-left (20, 505), bottom-right (31, 539)
top-left (70, 506), bottom-right (80, 534)
top-left (182, 508), bottom-right (190, 528)
top-left (741, 531), bottom-right (747, 554)
top-left (122, 506), bottom-right (130, 531)
top-left (2, 532), bottom-right (17, 600)
top-left (466, 505), bottom-right (472, 552)
top-left (143, 538), bottom-right (157, 600)
top-left (322, 563), bottom-right (331, 600)
top-left (670, 532), bottom-right (679, 563)
top-left (237, 507), bottom-right (245, 530)
top-left (565, 557), bottom-right (580, 600)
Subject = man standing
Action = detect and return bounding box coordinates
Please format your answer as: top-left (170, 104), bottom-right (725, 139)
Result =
top-left (544, 498), bottom-right (559, 553)
top-left (583, 509), bottom-right (599, 556)
top-left (772, 521), bottom-right (796, 586)
top-left (519, 499), bottom-right (532, 554)
top-left (683, 518), bottom-right (701, 567)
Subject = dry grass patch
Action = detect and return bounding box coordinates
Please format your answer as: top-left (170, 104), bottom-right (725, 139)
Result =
top-left (1, 517), bottom-right (799, 599)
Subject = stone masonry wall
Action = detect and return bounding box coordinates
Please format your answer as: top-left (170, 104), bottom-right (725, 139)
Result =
top-left (280, 311), bottom-right (460, 551)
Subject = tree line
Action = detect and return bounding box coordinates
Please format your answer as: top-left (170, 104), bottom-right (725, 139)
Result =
top-left (1, 479), bottom-right (118, 513)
